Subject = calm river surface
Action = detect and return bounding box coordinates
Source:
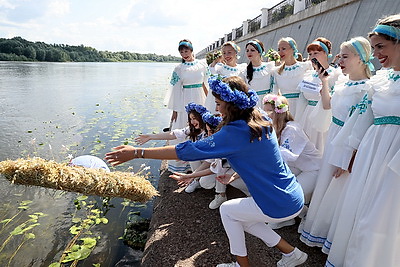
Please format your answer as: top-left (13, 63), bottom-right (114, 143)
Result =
top-left (0, 61), bottom-right (174, 266)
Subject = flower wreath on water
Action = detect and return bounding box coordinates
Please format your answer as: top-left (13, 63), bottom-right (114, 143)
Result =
top-left (202, 112), bottom-right (222, 128)
top-left (263, 94), bottom-right (289, 114)
top-left (208, 76), bottom-right (258, 110)
top-left (185, 102), bottom-right (208, 115)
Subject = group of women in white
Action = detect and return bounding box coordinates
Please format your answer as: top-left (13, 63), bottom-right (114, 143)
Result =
top-left (106, 13), bottom-right (400, 267)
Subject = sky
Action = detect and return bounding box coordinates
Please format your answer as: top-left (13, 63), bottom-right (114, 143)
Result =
top-left (0, 0), bottom-right (282, 57)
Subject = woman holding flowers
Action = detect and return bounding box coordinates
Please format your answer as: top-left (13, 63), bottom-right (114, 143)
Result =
top-left (271, 37), bottom-right (312, 119)
top-left (106, 76), bottom-right (308, 267)
top-left (240, 39), bottom-right (275, 107)
top-left (263, 94), bottom-right (322, 230)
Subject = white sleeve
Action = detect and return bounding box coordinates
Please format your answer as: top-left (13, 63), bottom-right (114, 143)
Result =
top-left (164, 65), bottom-right (184, 111)
top-left (279, 123), bottom-right (308, 163)
top-left (172, 126), bottom-right (189, 141)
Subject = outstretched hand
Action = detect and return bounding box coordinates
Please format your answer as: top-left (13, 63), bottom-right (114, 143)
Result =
top-left (169, 172), bottom-right (194, 187)
top-left (135, 134), bottom-right (151, 145)
top-left (104, 145), bottom-right (136, 166)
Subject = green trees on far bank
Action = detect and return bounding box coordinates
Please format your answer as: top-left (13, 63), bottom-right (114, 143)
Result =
top-left (0, 37), bottom-right (180, 63)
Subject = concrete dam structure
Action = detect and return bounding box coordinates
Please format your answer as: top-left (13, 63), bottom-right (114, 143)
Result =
top-left (196, 0), bottom-right (400, 61)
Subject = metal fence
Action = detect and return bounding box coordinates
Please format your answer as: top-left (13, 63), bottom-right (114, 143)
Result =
top-left (305, 0), bottom-right (327, 9)
top-left (208, 0), bottom-right (328, 52)
top-left (267, 0), bottom-right (295, 25)
top-left (248, 15), bottom-right (262, 34)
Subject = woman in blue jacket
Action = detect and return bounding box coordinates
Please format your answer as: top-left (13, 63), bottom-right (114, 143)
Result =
top-left (105, 76), bottom-right (308, 267)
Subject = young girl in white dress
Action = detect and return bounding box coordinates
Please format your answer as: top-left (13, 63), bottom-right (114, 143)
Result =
top-left (272, 37), bottom-right (312, 119)
top-left (300, 37), bottom-right (374, 250)
top-left (169, 112), bottom-right (250, 209)
top-left (239, 39), bottom-right (274, 107)
top-left (135, 102), bottom-right (208, 173)
top-left (164, 40), bottom-right (210, 172)
top-left (205, 41), bottom-right (247, 111)
top-left (324, 15), bottom-right (400, 267)
top-left (297, 37), bottom-right (342, 153)
top-left (263, 94), bottom-right (322, 229)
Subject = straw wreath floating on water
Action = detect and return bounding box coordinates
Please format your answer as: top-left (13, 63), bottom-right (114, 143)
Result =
top-left (0, 157), bottom-right (158, 202)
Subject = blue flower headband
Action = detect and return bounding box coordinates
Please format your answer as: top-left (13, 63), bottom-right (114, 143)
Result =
top-left (311, 41), bottom-right (333, 59)
top-left (350, 40), bottom-right (375, 71)
top-left (247, 40), bottom-right (265, 56)
top-left (185, 102), bottom-right (208, 115)
top-left (202, 112), bottom-right (222, 128)
top-left (373, 25), bottom-right (400, 40)
top-left (224, 41), bottom-right (240, 54)
top-left (208, 76), bottom-right (258, 110)
top-left (179, 41), bottom-right (193, 51)
top-left (287, 39), bottom-right (299, 57)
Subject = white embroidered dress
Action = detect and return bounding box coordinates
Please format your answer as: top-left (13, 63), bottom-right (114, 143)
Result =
top-left (165, 59), bottom-right (210, 130)
top-left (300, 78), bottom-right (372, 248)
top-left (239, 62), bottom-right (274, 107)
top-left (205, 63), bottom-right (247, 111)
top-left (323, 70), bottom-right (400, 267)
top-left (279, 121), bottom-right (322, 203)
top-left (297, 67), bottom-right (342, 153)
top-left (272, 61), bottom-right (312, 118)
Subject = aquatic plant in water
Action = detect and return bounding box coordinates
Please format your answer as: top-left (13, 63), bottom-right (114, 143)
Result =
top-left (49, 196), bottom-right (107, 267)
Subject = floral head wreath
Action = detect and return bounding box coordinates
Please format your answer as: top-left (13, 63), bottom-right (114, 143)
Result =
top-left (202, 112), bottom-right (222, 128)
top-left (185, 102), bottom-right (208, 115)
top-left (263, 94), bottom-right (289, 114)
top-left (208, 76), bottom-right (258, 110)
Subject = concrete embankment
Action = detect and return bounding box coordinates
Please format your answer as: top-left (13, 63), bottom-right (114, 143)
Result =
top-left (142, 170), bottom-right (327, 266)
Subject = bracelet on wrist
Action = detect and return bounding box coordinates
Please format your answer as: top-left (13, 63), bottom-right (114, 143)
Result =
top-left (141, 149), bottom-right (145, 158)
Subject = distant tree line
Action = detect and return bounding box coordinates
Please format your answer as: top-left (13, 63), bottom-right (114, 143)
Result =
top-left (0, 37), bottom-right (180, 62)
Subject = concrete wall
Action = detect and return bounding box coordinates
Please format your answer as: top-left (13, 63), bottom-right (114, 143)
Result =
top-left (196, 0), bottom-right (400, 62)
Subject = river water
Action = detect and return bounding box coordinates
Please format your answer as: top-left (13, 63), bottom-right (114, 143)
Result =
top-left (0, 61), bottom-right (175, 266)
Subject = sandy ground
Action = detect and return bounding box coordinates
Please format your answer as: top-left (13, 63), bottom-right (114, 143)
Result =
top-left (141, 170), bottom-right (327, 267)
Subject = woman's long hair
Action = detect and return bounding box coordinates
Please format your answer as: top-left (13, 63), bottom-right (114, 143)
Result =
top-left (212, 76), bottom-right (272, 142)
top-left (246, 39), bottom-right (265, 84)
top-left (268, 96), bottom-right (294, 143)
top-left (187, 111), bottom-right (205, 141)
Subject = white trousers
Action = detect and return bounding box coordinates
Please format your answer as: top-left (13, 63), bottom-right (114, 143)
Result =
top-left (220, 197), bottom-right (301, 257)
top-left (291, 167), bottom-right (318, 204)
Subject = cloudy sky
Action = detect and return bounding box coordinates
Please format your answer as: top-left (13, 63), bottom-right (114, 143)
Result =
top-left (0, 0), bottom-right (281, 57)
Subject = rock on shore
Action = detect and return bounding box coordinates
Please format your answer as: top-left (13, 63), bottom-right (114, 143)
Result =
top-left (142, 170), bottom-right (327, 266)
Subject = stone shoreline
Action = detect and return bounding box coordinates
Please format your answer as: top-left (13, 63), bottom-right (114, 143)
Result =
top-left (142, 169), bottom-right (327, 266)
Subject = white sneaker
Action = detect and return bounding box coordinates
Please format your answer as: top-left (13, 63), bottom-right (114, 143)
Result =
top-left (185, 179), bottom-right (201, 193)
top-left (277, 247), bottom-right (308, 267)
top-left (216, 262), bottom-right (239, 267)
top-left (269, 218), bottom-right (296, 230)
top-left (209, 194), bottom-right (227, 209)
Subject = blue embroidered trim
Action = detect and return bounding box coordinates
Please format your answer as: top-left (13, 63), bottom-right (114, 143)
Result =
top-left (253, 65), bottom-right (266, 72)
top-left (256, 89), bottom-right (272, 95)
top-left (344, 80), bottom-right (366, 87)
top-left (388, 70), bottom-right (400, 82)
top-left (301, 230), bottom-right (327, 244)
top-left (325, 260), bottom-right (335, 267)
top-left (281, 138), bottom-right (292, 152)
top-left (332, 116), bottom-right (344, 126)
top-left (282, 93), bottom-right (300, 99)
top-left (356, 94), bottom-right (372, 114)
top-left (223, 65), bottom-right (238, 72)
top-left (308, 100), bottom-right (318, 106)
top-left (170, 71), bottom-right (180, 86)
top-left (183, 84), bottom-right (202, 89)
top-left (183, 61), bottom-right (198, 66)
top-left (269, 76), bottom-right (275, 91)
top-left (374, 116), bottom-right (400, 125)
top-left (284, 64), bottom-right (299, 71)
